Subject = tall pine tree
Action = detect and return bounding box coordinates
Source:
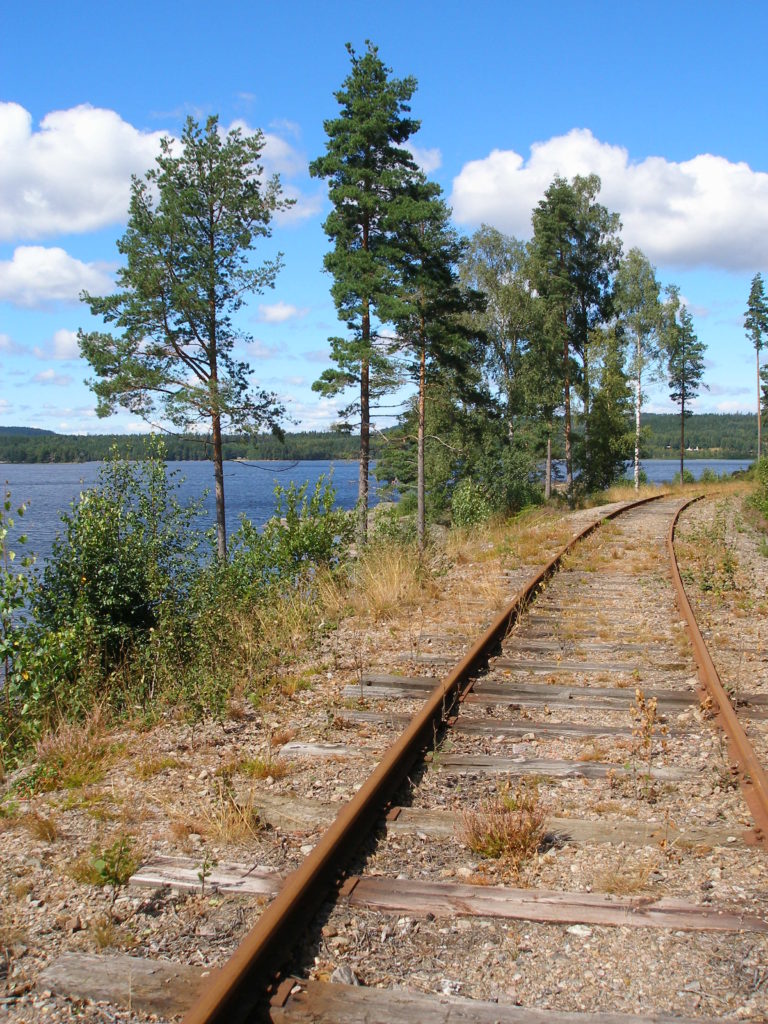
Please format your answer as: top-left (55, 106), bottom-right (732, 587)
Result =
top-left (79, 116), bottom-right (289, 561)
top-left (310, 41), bottom-right (426, 543)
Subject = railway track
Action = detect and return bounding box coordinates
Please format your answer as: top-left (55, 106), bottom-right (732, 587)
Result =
top-left (39, 495), bottom-right (768, 1022)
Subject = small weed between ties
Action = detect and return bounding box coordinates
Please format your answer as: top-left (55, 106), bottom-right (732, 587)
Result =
top-left (462, 780), bottom-right (545, 878)
top-left (629, 688), bottom-right (668, 801)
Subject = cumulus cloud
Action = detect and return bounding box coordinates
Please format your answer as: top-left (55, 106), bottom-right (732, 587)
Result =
top-left (33, 368), bottom-right (74, 386)
top-left (0, 102), bottom-right (323, 242)
top-left (707, 382), bottom-right (750, 397)
top-left (33, 328), bottom-right (80, 361)
top-left (281, 395), bottom-right (340, 430)
top-left (0, 102), bottom-right (167, 240)
top-left (405, 142), bottom-right (442, 174)
top-left (257, 301), bottom-right (309, 324)
top-left (303, 347), bottom-right (331, 363)
top-left (247, 339), bottom-right (284, 358)
top-left (0, 246), bottom-right (114, 307)
top-left (274, 184), bottom-right (325, 225)
top-left (450, 128), bottom-right (768, 270)
top-left (0, 332), bottom-right (26, 355)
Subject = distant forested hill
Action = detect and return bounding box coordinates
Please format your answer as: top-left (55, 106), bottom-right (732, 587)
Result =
top-left (0, 412), bottom-right (758, 463)
top-left (0, 426), bottom-right (56, 437)
top-left (0, 428), bottom-right (372, 463)
top-left (642, 413), bottom-right (758, 458)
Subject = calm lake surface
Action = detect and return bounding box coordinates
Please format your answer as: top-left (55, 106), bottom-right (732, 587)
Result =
top-left (1, 457), bottom-right (753, 567)
top-left (1, 460), bottom-right (372, 566)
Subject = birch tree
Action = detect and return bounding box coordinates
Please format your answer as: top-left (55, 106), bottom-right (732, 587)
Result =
top-left (745, 272), bottom-right (768, 460)
top-left (614, 249), bottom-right (664, 489)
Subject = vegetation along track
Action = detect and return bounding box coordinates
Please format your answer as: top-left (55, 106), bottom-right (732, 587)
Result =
top-left (43, 494), bottom-right (768, 1022)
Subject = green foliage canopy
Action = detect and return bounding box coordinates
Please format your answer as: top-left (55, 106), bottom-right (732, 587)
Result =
top-left (79, 115), bottom-right (291, 559)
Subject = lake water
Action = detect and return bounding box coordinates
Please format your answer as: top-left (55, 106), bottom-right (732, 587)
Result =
top-left (625, 458), bottom-right (753, 484)
top-left (1, 460), bottom-right (372, 566)
top-left (1, 456), bottom-right (753, 567)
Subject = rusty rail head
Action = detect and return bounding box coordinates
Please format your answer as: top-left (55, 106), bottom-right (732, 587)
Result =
top-left (182, 493), bottom-right (667, 1024)
top-left (667, 496), bottom-right (768, 850)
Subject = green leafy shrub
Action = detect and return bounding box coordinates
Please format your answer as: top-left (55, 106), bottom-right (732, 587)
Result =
top-left (752, 457), bottom-right (768, 519)
top-left (672, 468), bottom-right (695, 484)
top-left (225, 475), bottom-right (351, 598)
top-left (34, 437), bottom-right (203, 666)
top-left (1, 491), bottom-right (37, 760)
top-left (369, 503), bottom-right (417, 546)
top-left (451, 479), bottom-right (493, 527)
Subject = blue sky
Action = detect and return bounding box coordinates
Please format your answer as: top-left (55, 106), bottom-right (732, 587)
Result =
top-left (2, 0), bottom-right (767, 434)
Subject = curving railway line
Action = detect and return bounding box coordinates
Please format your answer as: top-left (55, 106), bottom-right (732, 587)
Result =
top-left (37, 493), bottom-right (768, 1022)
top-left (165, 493), bottom-right (766, 1024)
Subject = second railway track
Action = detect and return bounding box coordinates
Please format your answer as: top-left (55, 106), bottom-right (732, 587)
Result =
top-left (36, 495), bottom-right (768, 1023)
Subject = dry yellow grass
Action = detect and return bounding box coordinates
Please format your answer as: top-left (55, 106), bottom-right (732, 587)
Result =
top-left (349, 543), bottom-right (436, 622)
top-left (33, 712), bottom-right (121, 792)
top-left (22, 810), bottom-right (58, 841)
top-left (594, 855), bottom-right (657, 894)
top-left (198, 780), bottom-right (262, 842)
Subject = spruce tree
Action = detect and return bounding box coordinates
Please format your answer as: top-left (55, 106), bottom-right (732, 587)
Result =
top-left (390, 198), bottom-right (482, 549)
top-left (310, 41), bottom-right (426, 543)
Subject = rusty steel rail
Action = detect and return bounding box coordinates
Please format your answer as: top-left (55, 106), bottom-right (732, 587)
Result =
top-left (668, 496), bottom-right (768, 849)
top-left (182, 493), bottom-right (667, 1024)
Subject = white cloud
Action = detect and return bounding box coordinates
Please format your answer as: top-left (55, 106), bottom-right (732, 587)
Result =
top-left (0, 102), bottom-right (167, 240)
top-left (303, 347), bottom-right (331, 363)
top-left (0, 246), bottom-right (113, 307)
top-left (257, 301), bottom-right (309, 324)
top-left (33, 368), bottom-right (74, 386)
top-left (226, 119), bottom-right (307, 178)
top-left (52, 328), bottom-right (80, 360)
top-left (0, 332), bottom-right (26, 355)
top-left (33, 328), bottom-right (81, 361)
top-left (247, 339), bottom-right (284, 358)
top-left (0, 102), bottom-right (323, 243)
top-left (274, 184), bottom-right (325, 225)
top-left (282, 395), bottom-right (340, 430)
top-left (405, 142), bottom-right (442, 174)
top-left (716, 398), bottom-right (753, 413)
top-left (707, 382), bottom-right (750, 397)
top-left (450, 128), bottom-right (768, 271)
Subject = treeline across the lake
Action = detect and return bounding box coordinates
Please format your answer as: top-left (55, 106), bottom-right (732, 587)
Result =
top-left (0, 428), bottom-right (375, 464)
top-left (642, 413), bottom-right (760, 458)
top-left (0, 413), bottom-right (761, 466)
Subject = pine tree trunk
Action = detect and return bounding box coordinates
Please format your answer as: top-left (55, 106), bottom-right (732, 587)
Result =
top-left (758, 348), bottom-right (762, 462)
top-left (358, 355), bottom-right (370, 546)
top-left (680, 402), bottom-right (685, 482)
top-left (545, 429), bottom-right (552, 500)
top-left (634, 368), bottom-right (642, 491)
top-left (212, 409), bottom-right (227, 562)
top-left (417, 333), bottom-right (426, 553)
